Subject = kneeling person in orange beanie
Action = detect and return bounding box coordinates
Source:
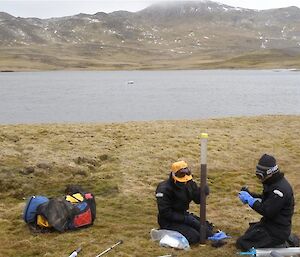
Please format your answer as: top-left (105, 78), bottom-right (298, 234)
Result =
top-left (155, 161), bottom-right (212, 244)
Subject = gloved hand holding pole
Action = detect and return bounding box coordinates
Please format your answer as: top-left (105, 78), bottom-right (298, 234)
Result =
top-left (200, 133), bottom-right (208, 244)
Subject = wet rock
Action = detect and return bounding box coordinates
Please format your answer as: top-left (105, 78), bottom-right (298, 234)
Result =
top-left (20, 166), bottom-right (35, 175)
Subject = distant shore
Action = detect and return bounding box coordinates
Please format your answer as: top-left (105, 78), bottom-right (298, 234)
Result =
top-left (1, 46), bottom-right (300, 72)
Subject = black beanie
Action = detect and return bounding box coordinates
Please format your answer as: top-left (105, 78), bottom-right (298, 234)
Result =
top-left (256, 154), bottom-right (279, 179)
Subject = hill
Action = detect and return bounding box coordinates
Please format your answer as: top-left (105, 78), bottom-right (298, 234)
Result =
top-left (0, 115), bottom-right (299, 256)
top-left (1, 1), bottom-right (300, 70)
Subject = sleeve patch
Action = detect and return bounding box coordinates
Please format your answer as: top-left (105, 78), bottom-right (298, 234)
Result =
top-left (156, 192), bottom-right (164, 198)
top-left (273, 189), bottom-right (283, 197)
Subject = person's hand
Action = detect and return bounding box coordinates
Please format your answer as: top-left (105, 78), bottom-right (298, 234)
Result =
top-left (241, 186), bottom-right (249, 193)
top-left (238, 191), bottom-right (258, 207)
top-left (189, 180), bottom-right (209, 195)
top-left (204, 184), bottom-right (210, 195)
top-left (239, 191), bottom-right (250, 204)
top-left (188, 180), bottom-right (198, 191)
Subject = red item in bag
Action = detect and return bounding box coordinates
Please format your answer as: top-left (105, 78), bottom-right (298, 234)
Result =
top-left (73, 208), bottom-right (92, 227)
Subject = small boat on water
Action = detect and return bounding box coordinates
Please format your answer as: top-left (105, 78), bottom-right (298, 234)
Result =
top-left (127, 80), bottom-right (134, 85)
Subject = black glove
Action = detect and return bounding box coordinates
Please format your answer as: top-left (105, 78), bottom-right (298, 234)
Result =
top-left (187, 180), bottom-right (209, 195)
top-left (186, 180), bottom-right (198, 198)
top-left (186, 181), bottom-right (209, 203)
top-left (204, 184), bottom-right (210, 195)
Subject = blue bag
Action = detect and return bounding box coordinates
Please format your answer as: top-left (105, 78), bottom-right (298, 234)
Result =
top-left (23, 195), bottom-right (49, 223)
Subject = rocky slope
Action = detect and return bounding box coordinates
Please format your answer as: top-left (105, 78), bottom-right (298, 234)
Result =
top-left (1, 1), bottom-right (300, 70)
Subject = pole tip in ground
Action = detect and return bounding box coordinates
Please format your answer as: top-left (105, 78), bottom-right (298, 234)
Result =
top-left (201, 133), bottom-right (208, 139)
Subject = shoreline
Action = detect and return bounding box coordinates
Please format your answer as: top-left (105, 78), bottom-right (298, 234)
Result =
top-left (1, 67), bottom-right (300, 73)
top-left (1, 114), bottom-right (299, 126)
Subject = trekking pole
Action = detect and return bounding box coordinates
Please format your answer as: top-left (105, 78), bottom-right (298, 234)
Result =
top-left (68, 247), bottom-right (82, 257)
top-left (238, 247), bottom-right (300, 256)
top-left (95, 240), bottom-right (123, 257)
top-left (270, 251), bottom-right (284, 257)
top-left (200, 133), bottom-right (208, 244)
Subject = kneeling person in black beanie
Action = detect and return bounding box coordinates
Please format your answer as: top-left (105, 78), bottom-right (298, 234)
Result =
top-left (155, 160), bottom-right (213, 244)
top-left (236, 154), bottom-right (295, 250)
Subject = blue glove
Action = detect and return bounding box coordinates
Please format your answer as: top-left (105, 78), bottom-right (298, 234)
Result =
top-left (239, 191), bottom-right (249, 204)
top-left (208, 231), bottom-right (231, 241)
top-left (238, 191), bottom-right (258, 207)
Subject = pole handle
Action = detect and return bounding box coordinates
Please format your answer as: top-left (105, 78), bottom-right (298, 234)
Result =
top-left (200, 133), bottom-right (208, 164)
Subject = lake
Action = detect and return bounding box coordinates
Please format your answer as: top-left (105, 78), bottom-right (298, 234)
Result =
top-left (0, 70), bottom-right (299, 124)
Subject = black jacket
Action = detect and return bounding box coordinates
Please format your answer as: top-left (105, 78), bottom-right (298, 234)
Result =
top-left (155, 173), bottom-right (205, 227)
top-left (251, 172), bottom-right (294, 241)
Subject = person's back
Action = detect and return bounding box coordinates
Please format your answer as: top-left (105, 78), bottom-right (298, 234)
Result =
top-left (258, 173), bottom-right (294, 242)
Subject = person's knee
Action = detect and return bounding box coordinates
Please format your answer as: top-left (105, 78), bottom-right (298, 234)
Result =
top-left (236, 237), bottom-right (246, 251)
top-left (187, 232), bottom-right (200, 244)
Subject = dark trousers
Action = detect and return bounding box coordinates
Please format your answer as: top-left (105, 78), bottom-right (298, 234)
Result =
top-left (161, 218), bottom-right (214, 245)
top-left (163, 223), bottom-right (201, 244)
top-left (236, 222), bottom-right (284, 251)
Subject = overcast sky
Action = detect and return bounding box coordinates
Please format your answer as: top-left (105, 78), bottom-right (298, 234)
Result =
top-left (1, 0), bottom-right (300, 18)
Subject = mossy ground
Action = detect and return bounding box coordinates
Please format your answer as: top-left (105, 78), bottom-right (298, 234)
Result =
top-left (0, 115), bottom-right (299, 257)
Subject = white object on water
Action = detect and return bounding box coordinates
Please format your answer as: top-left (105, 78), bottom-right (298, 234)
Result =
top-left (127, 80), bottom-right (134, 84)
top-left (150, 229), bottom-right (190, 250)
top-left (255, 247), bottom-right (300, 256)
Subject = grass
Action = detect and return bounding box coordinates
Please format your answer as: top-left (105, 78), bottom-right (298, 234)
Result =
top-left (0, 115), bottom-right (299, 257)
top-left (1, 46), bottom-right (300, 71)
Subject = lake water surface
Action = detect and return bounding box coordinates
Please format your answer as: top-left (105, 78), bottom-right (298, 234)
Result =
top-left (0, 70), bottom-right (299, 124)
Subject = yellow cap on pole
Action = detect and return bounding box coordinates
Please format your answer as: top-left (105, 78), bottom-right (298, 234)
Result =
top-left (201, 133), bottom-right (208, 139)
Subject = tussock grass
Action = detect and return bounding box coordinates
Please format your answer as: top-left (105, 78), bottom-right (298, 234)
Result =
top-left (0, 115), bottom-right (299, 257)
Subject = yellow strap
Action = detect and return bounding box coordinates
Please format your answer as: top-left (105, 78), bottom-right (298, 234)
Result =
top-left (37, 215), bottom-right (51, 227)
top-left (65, 193), bottom-right (84, 203)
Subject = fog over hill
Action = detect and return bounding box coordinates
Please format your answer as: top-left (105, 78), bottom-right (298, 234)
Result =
top-left (1, 1), bottom-right (300, 70)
